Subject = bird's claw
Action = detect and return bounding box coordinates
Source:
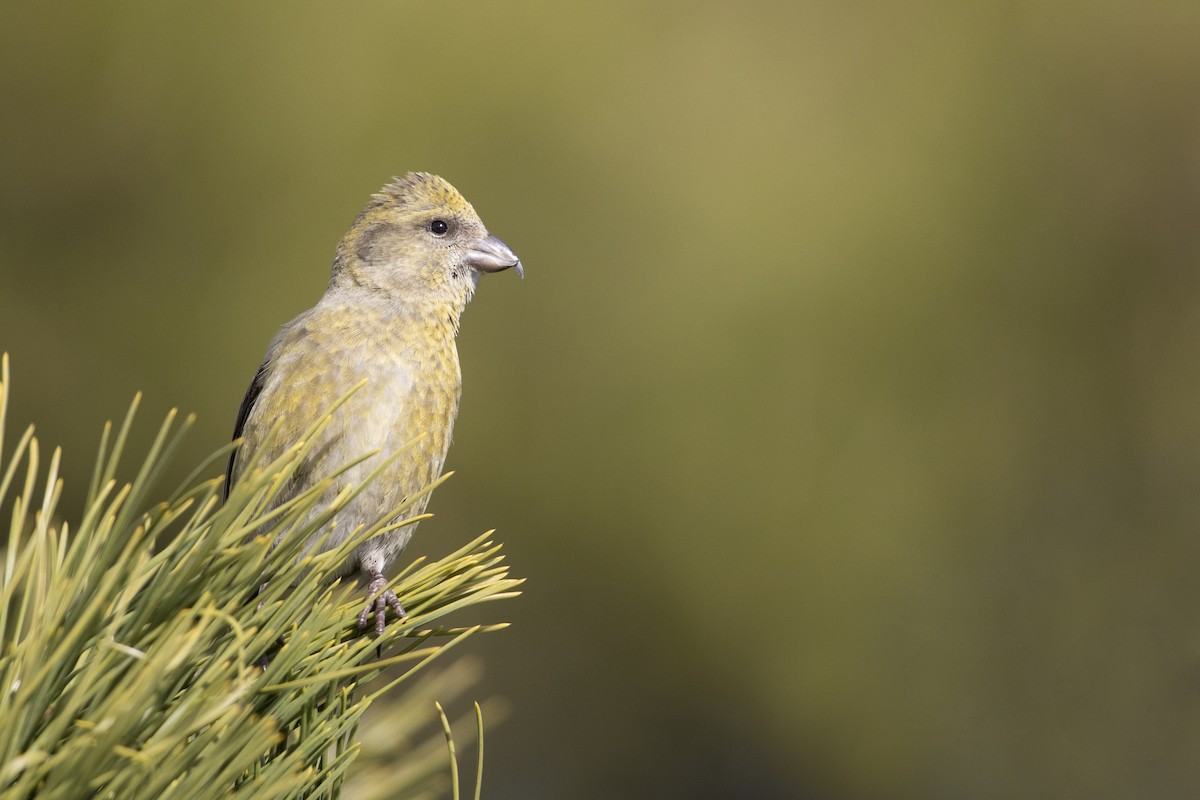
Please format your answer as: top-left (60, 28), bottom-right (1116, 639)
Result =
top-left (357, 573), bottom-right (406, 636)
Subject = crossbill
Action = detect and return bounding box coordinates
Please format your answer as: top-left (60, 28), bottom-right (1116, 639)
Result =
top-left (226, 172), bottom-right (522, 634)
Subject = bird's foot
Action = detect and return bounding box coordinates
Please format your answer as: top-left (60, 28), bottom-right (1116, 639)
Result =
top-left (255, 636), bottom-right (286, 671)
top-left (357, 572), bottom-right (406, 636)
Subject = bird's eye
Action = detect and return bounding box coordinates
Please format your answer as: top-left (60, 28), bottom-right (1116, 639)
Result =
top-left (429, 219), bottom-right (449, 236)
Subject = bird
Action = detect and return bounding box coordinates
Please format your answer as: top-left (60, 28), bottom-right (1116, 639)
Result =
top-left (225, 172), bottom-right (522, 635)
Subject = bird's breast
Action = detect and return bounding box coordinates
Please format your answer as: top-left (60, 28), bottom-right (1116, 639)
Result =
top-left (333, 332), bottom-right (462, 502)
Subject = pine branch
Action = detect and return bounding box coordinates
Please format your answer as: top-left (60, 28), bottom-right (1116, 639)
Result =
top-left (0, 355), bottom-right (520, 800)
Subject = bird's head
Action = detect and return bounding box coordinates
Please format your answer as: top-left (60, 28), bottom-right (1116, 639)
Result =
top-left (331, 172), bottom-right (522, 305)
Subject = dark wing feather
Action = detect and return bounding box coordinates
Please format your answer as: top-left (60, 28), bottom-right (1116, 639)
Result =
top-left (225, 362), bottom-right (268, 499)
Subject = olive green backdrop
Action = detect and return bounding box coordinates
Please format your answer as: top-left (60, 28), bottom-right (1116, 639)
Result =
top-left (3, 2), bottom-right (1199, 798)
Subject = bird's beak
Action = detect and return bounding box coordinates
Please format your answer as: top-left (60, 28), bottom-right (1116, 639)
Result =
top-left (466, 234), bottom-right (524, 279)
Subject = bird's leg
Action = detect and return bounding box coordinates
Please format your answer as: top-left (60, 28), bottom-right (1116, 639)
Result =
top-left (254, 581), bottom-right (286, 669)
top-left (357, 572), bottom-right (406, 636)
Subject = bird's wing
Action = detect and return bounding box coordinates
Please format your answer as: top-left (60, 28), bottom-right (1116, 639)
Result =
top-left (225, 361), bottom-right (268, 498)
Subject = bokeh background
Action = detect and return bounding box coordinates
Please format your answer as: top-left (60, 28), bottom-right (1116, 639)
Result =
top-left (3, 2), bottom-right (1200, 797)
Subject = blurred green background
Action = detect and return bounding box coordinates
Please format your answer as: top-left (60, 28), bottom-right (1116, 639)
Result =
top-left (3, 1), bottom-right (1200, 797)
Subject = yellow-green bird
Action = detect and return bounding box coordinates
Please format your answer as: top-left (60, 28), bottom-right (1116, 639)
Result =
top-left (226, 172), bottom-right (522, 634)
